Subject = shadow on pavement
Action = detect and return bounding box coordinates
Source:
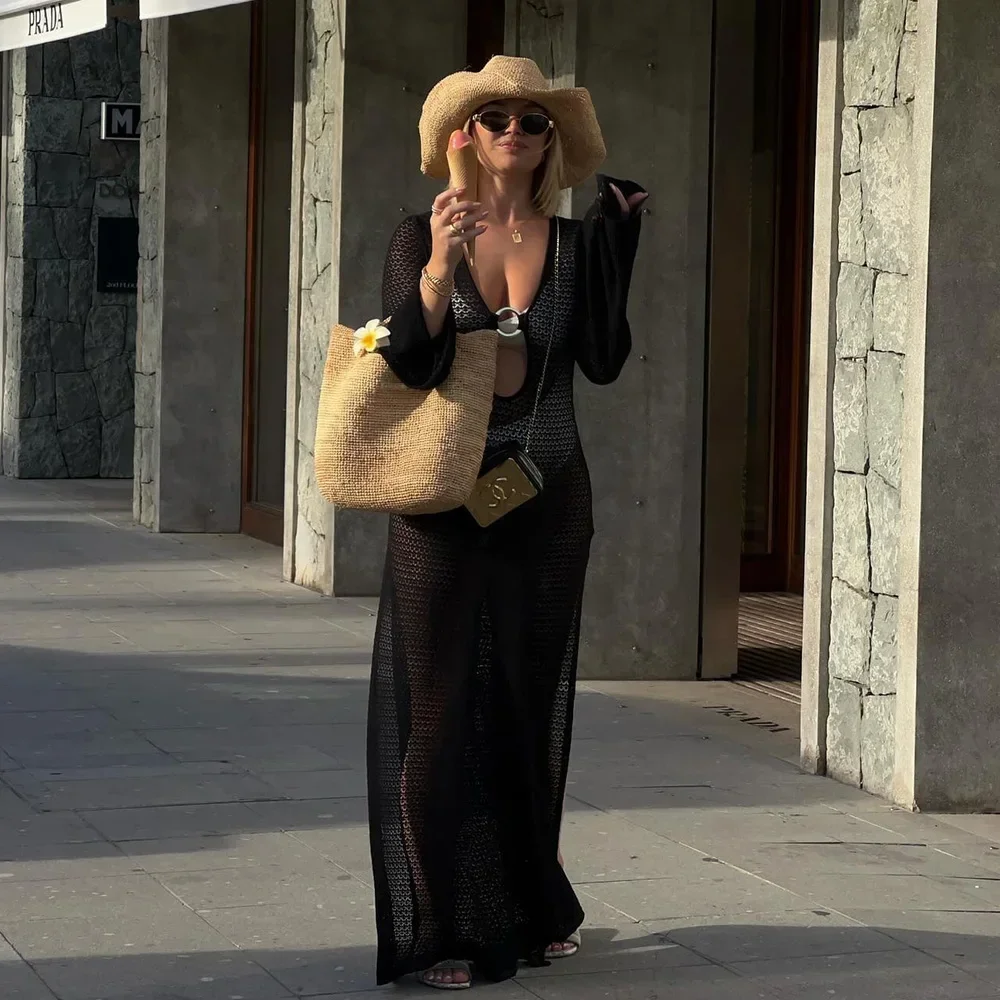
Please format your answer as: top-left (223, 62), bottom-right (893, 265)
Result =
top-left (2, 923), bottom-right (1000, 999)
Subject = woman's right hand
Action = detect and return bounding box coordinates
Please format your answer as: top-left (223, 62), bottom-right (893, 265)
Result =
top-left (428, 188), bottom-right (488, 274)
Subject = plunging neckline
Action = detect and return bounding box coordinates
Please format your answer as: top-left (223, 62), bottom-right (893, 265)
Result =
top-left (460, 216), bottom-right (558, 322)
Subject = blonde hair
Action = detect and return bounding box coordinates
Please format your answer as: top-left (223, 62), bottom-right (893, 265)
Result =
top-left (533, 129), bottom-right (565, 217)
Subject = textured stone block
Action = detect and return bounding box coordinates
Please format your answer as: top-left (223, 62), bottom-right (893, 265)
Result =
top-left (843, 0), bottom-right (908, 107)
top-left (868, 473), bottom-right (900, 595)
top-left (827, 678), bottom-right (862, 787)
top-left (25, 97), bottom-right (83, 154)
top-left (92, 356), bottom-right (134, 420)
top-left (873, 272), bottom-right (908, 353)
top-left (867, 351), bottom-right (904, 488)
top-left (101, 410), bottom-right (135, 478)
top-left (84, 305), bottom-right (126, 367)
top-left (838, 172), bottom-right (865, 264)
top-left (55, 372), bottom-right (99, 430)
top-left (15, 417), bottom-right (67, 477)
top-left (870, 595), bottom-right (899, 695)
top-left (58, 417), bottom-right (102, 477)
top-left (119, 19), bottom-right (141, 85)
top-left (126, 304), bottom-right (137, 358)
top-left (896, 31), bottom-right (916, 104)
top-left (17, 372), bottom-right (34, 419)
top-left (21, 316), bottom-right (52, 372)
top-left (53, 207), bottom-right (93, 258)
top-left (88, 123), bottom-right (127, 179)
top-left (833, 472), bottom-right (870, 592)
top-left (69, 260), bottom-right (95, 323)
top-left (905, 0), bottom-right (918, 31)
top-left (29, 372), bottom-right (55, 418)
top-left (77, 177), bottom-right (96, 210)
top-left (24, 151), bottom-right (37, 206)
top-left (34, 259), bottom-right (69, 321)
top-left (841, 108), bottom-right (861, 174)
top-left (829, 578), bottom-right (873, 685)
top-left (35, 151), bottom-right (88, 206)
top-left (70, 27), bottom-right (123, 99)
top-left (860, 106), bottom-right (912, 274)
top-left (23, 206), bottom-right (61, 259)
top-left (43, 41), bottom-right (75, 99)
top-left (862, 694), bottom-right (896, 797)
top-left (50, 321), bottom-right (85, 373)
top-left (836, 264), bottom-right (874, 358)
top-left (833, 359), bottom-right (868, 473)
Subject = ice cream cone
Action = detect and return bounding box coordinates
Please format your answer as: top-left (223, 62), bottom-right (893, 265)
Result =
top-left (447, 130), bottom-right (479, 265)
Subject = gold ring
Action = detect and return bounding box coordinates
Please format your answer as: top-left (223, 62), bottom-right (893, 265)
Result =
top-left (449, 221), bottom-right (463, 236)
top-left (431, 205), bottom-right (442, 215)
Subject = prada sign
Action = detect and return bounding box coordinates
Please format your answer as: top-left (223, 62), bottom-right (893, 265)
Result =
top-left (0, 0), bottom-right (106, 50)
top-left (139, 0), bottom-right (249, 17)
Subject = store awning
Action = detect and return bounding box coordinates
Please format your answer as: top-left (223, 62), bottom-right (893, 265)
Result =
top-left (139, 0), bottom-right (249, 17)
top-left (0, 0), bottom-right (107, 51)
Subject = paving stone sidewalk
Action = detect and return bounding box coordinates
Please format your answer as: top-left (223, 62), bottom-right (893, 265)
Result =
top-left (3, 478), bottom-right (1000, 1000)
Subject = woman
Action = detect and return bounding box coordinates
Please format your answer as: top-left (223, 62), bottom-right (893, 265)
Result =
top-left (368, 56), bottom-right (646, 990)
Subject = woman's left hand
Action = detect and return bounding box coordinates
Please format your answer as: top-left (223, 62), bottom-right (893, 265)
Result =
top-left (610, 183), bottom-right (648, 217)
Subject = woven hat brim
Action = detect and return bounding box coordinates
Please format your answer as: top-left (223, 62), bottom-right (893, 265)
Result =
top-left (420, 75), bottom-right (606, 191)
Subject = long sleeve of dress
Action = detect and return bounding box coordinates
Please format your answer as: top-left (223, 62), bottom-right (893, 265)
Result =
top-left (574, 173), bottom-right (645, 385)
top-left (379, 214), bottom-right (456, 390)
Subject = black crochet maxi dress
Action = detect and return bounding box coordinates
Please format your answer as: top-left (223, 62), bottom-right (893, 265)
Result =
top-left (368, 175), bottom-right (643, 985)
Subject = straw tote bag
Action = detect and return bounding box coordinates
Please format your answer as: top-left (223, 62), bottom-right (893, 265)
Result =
top-left (314, 322), bottom-right (497, 515)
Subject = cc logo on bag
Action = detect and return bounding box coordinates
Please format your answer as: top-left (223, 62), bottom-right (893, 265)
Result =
top-left (488, 477), bottom-right (516, 507)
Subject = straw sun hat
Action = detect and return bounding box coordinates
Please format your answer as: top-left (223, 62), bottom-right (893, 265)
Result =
top-left (419, 55), bottom-right (606, 190)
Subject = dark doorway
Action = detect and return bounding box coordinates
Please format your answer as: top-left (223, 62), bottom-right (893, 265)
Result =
top-left (241, 0), bottom-right (296, 545)
top-left (467, 0), bottom-right (505, 70)
top-left (735, 0), bottom-right (819, 699)
top-left (739, 0), bottom-right (818, 595)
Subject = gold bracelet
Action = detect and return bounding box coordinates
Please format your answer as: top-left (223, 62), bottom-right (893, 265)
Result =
top-left (421, 267), bottom-right (454, 297)
top-left (421, 273), bottom-right (450, 298)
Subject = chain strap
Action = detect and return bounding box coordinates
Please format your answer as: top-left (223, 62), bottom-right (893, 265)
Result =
top-left (523, 217), bottom-right (559, 456)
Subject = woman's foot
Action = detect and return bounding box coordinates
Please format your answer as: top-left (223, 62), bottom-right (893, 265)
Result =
top-left (417, 960), bottom-right (472, 990)
top-left (545, 850), bottom-right (581, 959)
top-left (544, 930), bottom-right (581, 960)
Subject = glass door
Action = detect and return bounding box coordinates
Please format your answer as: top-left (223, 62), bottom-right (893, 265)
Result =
top-left (241, 0), bottom-right (295, 544)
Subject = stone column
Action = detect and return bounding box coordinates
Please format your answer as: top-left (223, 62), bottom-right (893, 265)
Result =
top-left (283, 0), bottom-right (466, 595)
top-left (806, 0), bottom-right (1000, 810)
top-left (805, 0), bottom-right (913, 796)
top-left (135, 5), bottom-right (251, 531)
top-left (1, 7), bottom-right (140, 480)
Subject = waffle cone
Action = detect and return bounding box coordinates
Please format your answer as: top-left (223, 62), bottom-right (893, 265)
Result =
top-left (447, 139), bottom-right (479, 264)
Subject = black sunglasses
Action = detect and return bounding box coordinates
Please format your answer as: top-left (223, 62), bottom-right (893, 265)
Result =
top-left (472, 110), bottom-right (554, 136)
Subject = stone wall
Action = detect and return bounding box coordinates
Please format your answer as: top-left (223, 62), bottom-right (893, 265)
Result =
top-left (1, 8), bottom-right (140, 479)
top-left (828, 0), bottom-right (916, 794)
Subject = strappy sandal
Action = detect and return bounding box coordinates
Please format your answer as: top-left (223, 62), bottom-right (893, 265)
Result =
top-left (544, 929), bottom-right (581, 960)
top-left (417, 960), bottom-right (473, 990)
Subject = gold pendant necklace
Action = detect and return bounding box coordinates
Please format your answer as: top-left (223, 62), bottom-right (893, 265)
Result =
top-left (511, 228), bottom-right (523, 244)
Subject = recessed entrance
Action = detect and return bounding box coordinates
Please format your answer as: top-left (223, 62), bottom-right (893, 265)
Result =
top-left (702, 0), bottom-right (818, 692)
top-left (241, 0), bottom-right (295, 545)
